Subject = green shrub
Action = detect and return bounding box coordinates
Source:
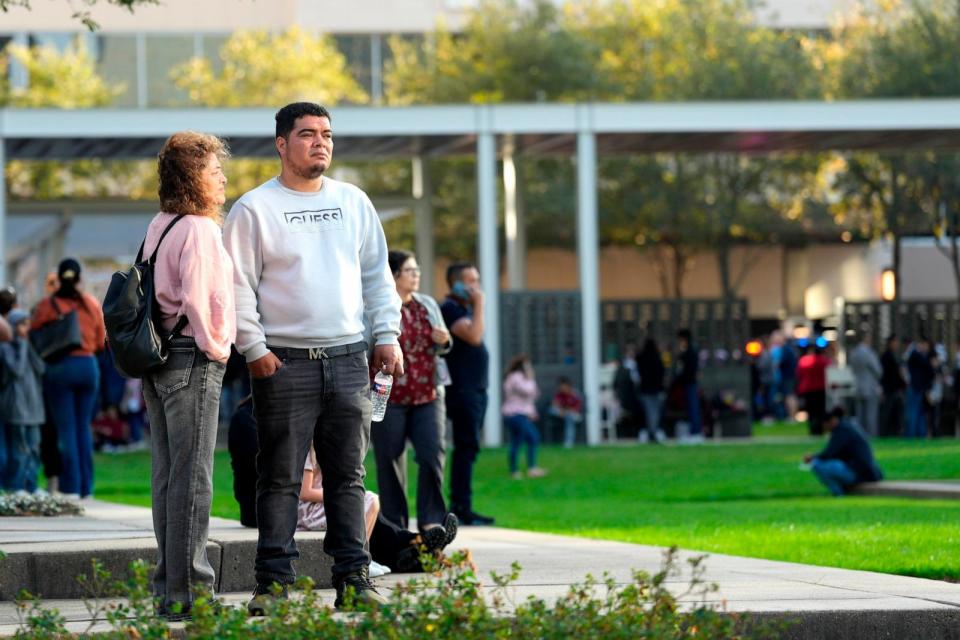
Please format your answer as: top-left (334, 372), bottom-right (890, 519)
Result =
top-left (14, 549), bottom-right (786, 639)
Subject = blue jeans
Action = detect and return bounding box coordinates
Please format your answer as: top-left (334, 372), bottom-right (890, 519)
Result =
top-left (905, 388), bottom-right (927, 438)
top-left (143, 339), bottom-right (225, 609)
top-left (684, 383), bottom-right (702, 435)
top-left (811, 458), bottom-right (858, 496)
top-left (6, 424), bottom-right (40, 492)
top-left (44, 355), bottom-right (99, 497)
top-left (504, 414), bottom-right (539, 473)
top-left (0, 421), bottom-right (8, 490)
top-left (640, 393), bottom-right (663, 434)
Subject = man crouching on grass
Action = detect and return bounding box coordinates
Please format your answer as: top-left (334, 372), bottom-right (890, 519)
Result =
top-left (804, 407), bottom-right (883, 496)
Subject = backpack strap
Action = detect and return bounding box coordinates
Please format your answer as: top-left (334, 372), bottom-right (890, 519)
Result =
top-left (168, 314), bottom-right (189, 340)
top-left (136, 214), bottom-right (186, 265)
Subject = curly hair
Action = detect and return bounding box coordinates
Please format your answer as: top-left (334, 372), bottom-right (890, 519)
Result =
top-left (157, 131), bottom-right (230, 219)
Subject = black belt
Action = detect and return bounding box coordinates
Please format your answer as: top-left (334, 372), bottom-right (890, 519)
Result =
top-left (269, 341), bottom-right (367, 361)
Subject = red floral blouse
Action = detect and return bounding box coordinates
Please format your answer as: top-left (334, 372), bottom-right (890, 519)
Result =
top-left (386, 298), bottom-right (437, 406)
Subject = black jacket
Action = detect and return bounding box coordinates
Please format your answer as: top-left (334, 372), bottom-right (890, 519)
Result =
top-left (816, 420), bottom-right (883, 483)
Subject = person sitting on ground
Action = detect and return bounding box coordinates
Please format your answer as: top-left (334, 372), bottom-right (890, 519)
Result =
top-left (803, 407), bottom-right (883, 496)
top-left (550, 377), bottom-right (583, 448)
top-left (297, 445), bottom-right (458, 577)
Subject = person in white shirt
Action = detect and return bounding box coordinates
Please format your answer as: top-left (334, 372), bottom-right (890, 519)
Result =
top-left (223, 102), bottom-right (402, 613)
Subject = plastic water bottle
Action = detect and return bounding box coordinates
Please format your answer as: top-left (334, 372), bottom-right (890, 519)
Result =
top-left (371, 371), bottom-right (393, 422)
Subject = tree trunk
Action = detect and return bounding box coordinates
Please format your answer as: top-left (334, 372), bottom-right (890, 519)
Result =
top-left (672, 244), bottom-right (687, 300)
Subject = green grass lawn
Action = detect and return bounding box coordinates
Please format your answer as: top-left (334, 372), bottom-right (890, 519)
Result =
top-left (94, 437), bottom-right (960, 581)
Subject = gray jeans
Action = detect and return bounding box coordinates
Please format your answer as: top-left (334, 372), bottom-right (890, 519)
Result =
top-left (252, 346), bottom-right (371, 584)
top-left (143, 338), bottom-right (225, 609)
top-left (372, 401), bottom-right (446, 530)
top-left (856, 394), bottom-right (880, 437)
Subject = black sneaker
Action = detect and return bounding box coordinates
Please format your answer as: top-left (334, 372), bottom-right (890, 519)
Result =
top-left (334, 567), bottom-right (388, 609)
top-left (421, 524), bottom-right (447, 552)
top-left (441, 512), bottom-right (459, 547)
top-left (247, 582), bottom-right (289, 617)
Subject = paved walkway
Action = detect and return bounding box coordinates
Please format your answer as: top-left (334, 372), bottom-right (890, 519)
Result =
top-left (3, 500), bottom-right (960, 639)
top-left (852, 480), bottom-right (960, 500)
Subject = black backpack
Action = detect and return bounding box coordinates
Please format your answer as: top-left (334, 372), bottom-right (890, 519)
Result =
top-left (102, 215), bottom-right (188, 378)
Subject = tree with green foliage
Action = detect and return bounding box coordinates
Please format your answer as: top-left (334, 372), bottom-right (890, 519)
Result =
top-left (1, 40), bottom-right (122, 107)
top-left (172, 26), bottom-right (367, 108)
top-left (0, 40), bottom-right (144, 201)
top-left (825, 0), bottom-right (960, 299)
top-left (386, 0), bottom-right (606, 105)
top-left (573, 0), bottom-right (823, 310)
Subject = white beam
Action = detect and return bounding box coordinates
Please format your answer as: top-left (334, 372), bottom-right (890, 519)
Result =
top-left (477, 127), bottom-right (502, 447)
top-left (6, 100), bottom-right (960, 140)
top-left (576, 119), bottom-right (601, 446)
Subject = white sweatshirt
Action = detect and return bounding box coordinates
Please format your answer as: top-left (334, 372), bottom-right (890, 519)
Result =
top-left (223, 176), bottom-right (401, 362)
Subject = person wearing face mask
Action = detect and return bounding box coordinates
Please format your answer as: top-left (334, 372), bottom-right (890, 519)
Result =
top-left (139, 131), bottom-right (237, 621)
top-left (440, 262), bottom-right (495, 526)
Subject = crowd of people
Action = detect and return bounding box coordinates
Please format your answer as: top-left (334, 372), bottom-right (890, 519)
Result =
top-left (611, 329), bottom-right (704, 444)
top-left (751, 330), bottom-right (953, 439)
top-left (0, 259), bottom-right (113, 499)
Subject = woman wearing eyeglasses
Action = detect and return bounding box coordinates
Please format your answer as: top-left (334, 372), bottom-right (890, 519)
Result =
top-left (370, 250), bottom-right (457, 537)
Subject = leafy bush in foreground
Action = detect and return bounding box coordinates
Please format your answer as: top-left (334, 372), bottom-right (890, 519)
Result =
top-left (14, 548), bottom-right (787, 639)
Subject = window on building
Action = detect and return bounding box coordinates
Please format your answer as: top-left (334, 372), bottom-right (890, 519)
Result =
top-left (97, 35), bottom-right (138, 107)
top-left (145, 35), bottom-right (195, 106)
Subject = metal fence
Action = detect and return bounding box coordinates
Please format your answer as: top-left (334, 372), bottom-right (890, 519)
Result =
top-left (601, 298), bottom-right (750, 361)
top-left (844, 300), bottom-right (960, 363)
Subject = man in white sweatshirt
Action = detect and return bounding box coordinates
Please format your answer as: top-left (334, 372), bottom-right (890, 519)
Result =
top-left (223, 102), bottom-right (402, 613)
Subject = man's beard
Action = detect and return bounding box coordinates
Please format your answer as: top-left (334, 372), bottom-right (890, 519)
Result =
top-left (292, 161), bottom-right (326, 180)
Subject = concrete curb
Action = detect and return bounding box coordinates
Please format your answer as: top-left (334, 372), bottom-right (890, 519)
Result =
top-left (0, 534), bottom-right (333, 600)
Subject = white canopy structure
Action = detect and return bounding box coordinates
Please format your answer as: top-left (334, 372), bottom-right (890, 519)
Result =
top-left (3, 99), bottom-right (960, 445)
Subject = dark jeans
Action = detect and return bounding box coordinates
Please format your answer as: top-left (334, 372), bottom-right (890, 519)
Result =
top-left (143, 339), bottom-right (225, 609)
top-left (879, 391), bottom-right (904, 437)
top-left (505, 414), bottom-right (539, 473)
top-left (372, 401), bottom-right (446, 531)
top-left (6, 424), bottom-right (40, 492)
top-left (446, 388), bottom-right (487, 515)
top-left (369, 512), bottom-right (418, 570)
top-left (252, 347), bottom-right (371, 584)
top-left (684, 383), bottom-right (701, 435)
top-left (804, 390), bottom-right (826, 436)
top-left (905, 388), bottom-right (928, 438)
top-left (44, 355), bottom-right (99, 497)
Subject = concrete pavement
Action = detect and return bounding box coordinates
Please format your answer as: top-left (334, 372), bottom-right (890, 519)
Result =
top-left (3, 500), bottom-right (960, 638)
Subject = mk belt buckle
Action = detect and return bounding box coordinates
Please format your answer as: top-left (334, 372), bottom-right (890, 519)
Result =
top-left (308, 347), bottom-right (327, 360)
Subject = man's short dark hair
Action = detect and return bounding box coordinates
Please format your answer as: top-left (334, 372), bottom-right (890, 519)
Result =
top-left (446, 261), bottom-right (476, 288)
top-left (275, 102), bottom-right (331, 140)
top-left (677, 328), bottom-right (692, 341)
top-left (827, 406), bottom-right (846, 421)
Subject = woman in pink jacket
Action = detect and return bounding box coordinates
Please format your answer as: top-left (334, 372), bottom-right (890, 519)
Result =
top-left (142, 131), bottom-right (237, 621)
top-left (501, 354), bottom-right (547, 479)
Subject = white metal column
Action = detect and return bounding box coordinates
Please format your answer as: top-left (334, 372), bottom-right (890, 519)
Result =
top-left (576, 121), bottom-right (601, 445)
top-left (503, 134), bottom-right (526, 290)
top-left (477, 128), bottom-right (502, 446)
top-left (412, 156), bottom-right (435, 296)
